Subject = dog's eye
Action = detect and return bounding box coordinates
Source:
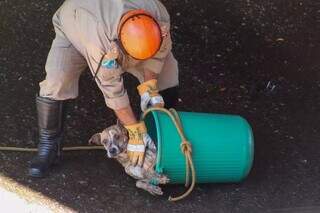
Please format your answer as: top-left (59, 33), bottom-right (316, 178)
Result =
top-left (101, 140), bottom-right (108, 145)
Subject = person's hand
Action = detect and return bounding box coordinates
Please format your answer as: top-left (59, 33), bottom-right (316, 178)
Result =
top-left (124, 121), bottom-right (153, 167)
top-left (137, 79), bottom-right (164, 112)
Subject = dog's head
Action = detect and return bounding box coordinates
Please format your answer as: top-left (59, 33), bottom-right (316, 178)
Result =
top-left (89, 123), bottom-right (128, 158)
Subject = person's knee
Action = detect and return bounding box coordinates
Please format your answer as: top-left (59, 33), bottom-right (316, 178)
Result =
top-left (39, 74), bottom-right (79, 100)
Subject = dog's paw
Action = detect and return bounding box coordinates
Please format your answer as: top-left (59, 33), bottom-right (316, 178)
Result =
top-left (136, 181), bottom-right (163, 196)
top-left (158, 175), bottom-right (170, 185)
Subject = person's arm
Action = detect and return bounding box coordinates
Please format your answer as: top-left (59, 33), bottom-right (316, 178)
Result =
top-left (114, 106), bottom-right (137, 125)
top-left (143, 69), bottom-right (158, 81)
top-left (136, 23), bottom-right (172, 111)
top-left (139, 23), bottom-right (172, 78)
top-left (94, 71), bottom-right (150, 167)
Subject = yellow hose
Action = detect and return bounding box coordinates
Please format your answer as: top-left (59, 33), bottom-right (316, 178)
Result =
top-left (142, 107), bottom-right (196, 202)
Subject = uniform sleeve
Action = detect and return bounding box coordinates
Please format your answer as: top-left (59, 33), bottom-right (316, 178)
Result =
top-left (139, 23), bottom-right (172, 74)
top-left (99, 76), bottom-right (130, 110)
top-left (95, 64), bottom-right (130, 110)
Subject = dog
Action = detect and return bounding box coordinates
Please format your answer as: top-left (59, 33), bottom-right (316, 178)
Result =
top-left (89, 122), bottom-right (169, 195)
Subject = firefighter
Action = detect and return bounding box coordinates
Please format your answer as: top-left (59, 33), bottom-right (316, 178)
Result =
top-left (29, 0), bottom-right (179, 177)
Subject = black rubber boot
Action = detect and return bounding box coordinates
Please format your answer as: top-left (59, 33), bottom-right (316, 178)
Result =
top-left (160, 86), bottom-right (179, 109)
top-left (29, 96), bottom-right (66, 178)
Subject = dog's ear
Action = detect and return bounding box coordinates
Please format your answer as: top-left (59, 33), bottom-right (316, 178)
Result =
top-left (118, 123), bottom-right (128, 139)
top-left (88, 133), bottom-right (101, 145)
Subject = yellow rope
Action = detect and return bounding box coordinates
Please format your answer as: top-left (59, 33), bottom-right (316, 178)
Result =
top-left (0, 146), bottom-right (104, 152)
top-left (142, 107), bottom-right (196, 202)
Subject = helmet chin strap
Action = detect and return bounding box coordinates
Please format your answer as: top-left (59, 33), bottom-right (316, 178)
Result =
top-left (113, 39), bottom-right (127, 58)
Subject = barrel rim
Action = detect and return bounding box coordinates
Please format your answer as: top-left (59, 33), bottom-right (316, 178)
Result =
top-left (145, 111), bottom-right (164, 173)
top-left (240, 118), bottom-right (254, 179)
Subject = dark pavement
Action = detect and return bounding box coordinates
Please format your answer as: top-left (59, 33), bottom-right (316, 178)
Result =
top-left (0, 0), bottom-right (320, 212)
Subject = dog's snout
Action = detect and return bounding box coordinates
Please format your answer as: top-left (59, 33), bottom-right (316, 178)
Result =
top-left (107, 145), bottom-right (120, 158)
top-left (109, 147), bottom-right (117, 155)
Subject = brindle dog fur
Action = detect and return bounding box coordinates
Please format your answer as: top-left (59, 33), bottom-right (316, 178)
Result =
top-left (89, 123), bottom-right (169, 195)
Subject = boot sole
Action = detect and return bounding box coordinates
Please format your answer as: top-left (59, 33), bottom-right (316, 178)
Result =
top-left (28, 156), bottom-right (62, 178)
top-left (28, 168), bottom-right (46, 178)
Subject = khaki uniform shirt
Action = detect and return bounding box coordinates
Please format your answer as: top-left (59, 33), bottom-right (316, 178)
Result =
top-left (40, 0), bottom-right (179, 110)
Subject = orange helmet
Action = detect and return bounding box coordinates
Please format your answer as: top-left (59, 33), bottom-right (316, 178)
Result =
top-left (118, 9), bottom-right (162, 60)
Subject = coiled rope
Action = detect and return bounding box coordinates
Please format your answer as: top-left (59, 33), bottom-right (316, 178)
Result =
top-left (142, 107), bottom-right (196, 202)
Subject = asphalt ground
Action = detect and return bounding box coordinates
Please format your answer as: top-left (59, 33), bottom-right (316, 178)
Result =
top-left (0, 0), bottom-right (320, 212)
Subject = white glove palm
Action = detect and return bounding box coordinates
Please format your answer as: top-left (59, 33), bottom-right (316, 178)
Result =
top-left (140, 92), bottom-right (164, 112)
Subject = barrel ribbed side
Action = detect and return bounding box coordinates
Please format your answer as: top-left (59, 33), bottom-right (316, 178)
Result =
top-left (144, 111), bottom-right (254, 184)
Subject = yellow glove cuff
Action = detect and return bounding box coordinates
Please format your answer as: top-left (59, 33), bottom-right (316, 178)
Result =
top-left (124, 122), bottom-right (147, 141)
top-left (137, 79), bottom-right (159, 96)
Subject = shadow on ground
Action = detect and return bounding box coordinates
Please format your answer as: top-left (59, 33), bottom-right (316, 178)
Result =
top-left (0, 0), bottom-right (320, 212)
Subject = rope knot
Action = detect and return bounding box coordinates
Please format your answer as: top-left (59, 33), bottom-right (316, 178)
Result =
top-left (180, 140), bottom-right (192, 154)
top-left (142, 107), bottom-right (196, 202)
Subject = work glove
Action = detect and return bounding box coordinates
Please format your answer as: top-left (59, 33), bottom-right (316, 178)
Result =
top-left (137, 79), bottom-right (164, 112)
top-left (124, 121), bottom-right (153, 167)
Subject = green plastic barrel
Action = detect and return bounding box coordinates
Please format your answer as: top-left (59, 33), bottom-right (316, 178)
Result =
top-left (144, 111), bottom-right (254, 184)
